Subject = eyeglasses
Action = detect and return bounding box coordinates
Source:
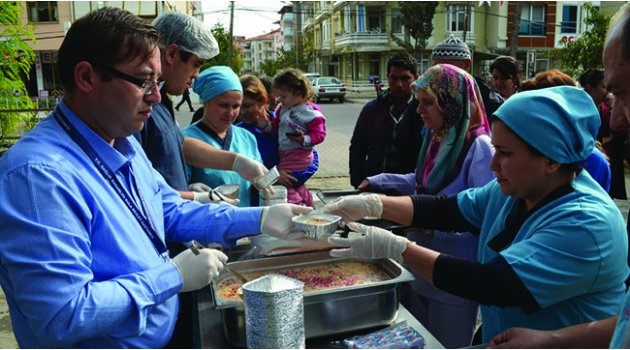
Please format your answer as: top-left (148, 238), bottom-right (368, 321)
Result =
top-left (98, 65), bottom-right (164, 95)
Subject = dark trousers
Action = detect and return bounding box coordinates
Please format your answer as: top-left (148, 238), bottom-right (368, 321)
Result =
top-left (176, 94), bottom-right (194, 112)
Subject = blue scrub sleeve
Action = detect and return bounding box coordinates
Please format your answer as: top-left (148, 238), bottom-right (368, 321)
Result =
top-left (500, 222), bottom-right (605, 309)
top-left (457, 180), bottom-right (501, 229)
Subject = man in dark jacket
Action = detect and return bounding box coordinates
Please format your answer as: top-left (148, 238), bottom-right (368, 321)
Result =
top-left (349, 53), bottom-right (424, 188)
top-left (431, 34), bottom-right (504, 118)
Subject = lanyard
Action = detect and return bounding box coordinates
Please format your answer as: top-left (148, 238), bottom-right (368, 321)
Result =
top-left (53, 106), bottom-right (169, 261)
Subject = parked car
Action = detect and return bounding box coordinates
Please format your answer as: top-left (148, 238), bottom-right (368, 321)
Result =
top-left (304, 72), bottom-right (321, 84)
top-left (311, 76), bottom-right (347, 103)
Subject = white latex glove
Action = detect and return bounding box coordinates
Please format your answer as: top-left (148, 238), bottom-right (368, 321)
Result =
top-left (321, 194), bottom-right (383, 222)
top-left (192, 190), bottom-right (240, 206)
top-left (232, 154), bottom-right (267, 183)
top-left (260, 203), bottom-right (313, 240)
top-left (327, 222), bottom-right (410, 262)
top-left (170, 248), bottom-right (228, 293)
top-left (189, 182), bottom-right (212, 192)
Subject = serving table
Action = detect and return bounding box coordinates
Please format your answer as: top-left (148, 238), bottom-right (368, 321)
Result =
top-left (197, 285), bottom-right (444, 349)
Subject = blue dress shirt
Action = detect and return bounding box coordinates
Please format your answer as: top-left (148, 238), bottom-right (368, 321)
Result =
top-left (0, 100), bottom-right (263, 348)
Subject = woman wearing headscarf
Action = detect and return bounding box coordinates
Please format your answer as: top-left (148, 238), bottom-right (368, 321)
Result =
top-left (357, 64), bottom-right (494, 348)
top-left (183, 66), bottom-right (263, 207)
top-left (323, 86), bottom-right (628, 344)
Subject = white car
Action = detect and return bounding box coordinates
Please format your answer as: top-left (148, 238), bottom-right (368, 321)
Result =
top-left (311, 76), bottom-right (347, 103)
top-left (304, 72), bottom-right (321, 84)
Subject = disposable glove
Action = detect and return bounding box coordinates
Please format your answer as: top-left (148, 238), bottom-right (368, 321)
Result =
top-left (260, 203), bottom-right (313, 240)
top-left (321, 194), bottom-right (383, 222)
top-left (189, 182), bottom-right (212, 192)
top-left (190, 184), bottom-right (240, 206)
top-left (328, 222), bottom-right (410, 262)
top-left (232, 154), bottom-right (267, 183)
top-left (170, 248), bottom-right (228, 293)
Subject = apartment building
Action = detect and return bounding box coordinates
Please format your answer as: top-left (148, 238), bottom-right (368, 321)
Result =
top-left (300, 1), bottom-right (616, 84)
top-left (17, 1), bottom-right (191, 98)
top-left (243, 29), bottom-right (283, 74)
top-left (279, 5), bottom-right (295, 51)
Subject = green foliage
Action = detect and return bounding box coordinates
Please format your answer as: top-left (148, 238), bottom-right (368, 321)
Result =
top-left (259, 59), bottom-right (281, 77)
top-left (391, 2), bottom-right (438, 56)
top-left (202, 23), bottom-right (243, 74)
top-left (0, 2), bottom-right (36, 138)
top-left (273, 35), bottom-right (316, 74)
top-left (553, 3), bottom-right (611, 77)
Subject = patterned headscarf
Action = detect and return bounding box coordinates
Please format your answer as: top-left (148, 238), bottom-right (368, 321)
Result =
top-left (410, 64), bottom-right (491, 194)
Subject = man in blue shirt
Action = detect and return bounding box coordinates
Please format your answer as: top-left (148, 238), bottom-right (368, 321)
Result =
top-left (0, 8), bottom-right (310, 348)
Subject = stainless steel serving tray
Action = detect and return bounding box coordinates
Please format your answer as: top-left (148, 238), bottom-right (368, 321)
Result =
top-left (209, 250), bottom-right (415, 347)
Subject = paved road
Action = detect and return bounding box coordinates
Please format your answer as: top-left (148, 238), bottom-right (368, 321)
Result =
top-left (173, 96), bottom-right (370, 178)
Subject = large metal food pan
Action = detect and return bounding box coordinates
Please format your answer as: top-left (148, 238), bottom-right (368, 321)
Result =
top-left (209, 250), bottom-right (414, 347)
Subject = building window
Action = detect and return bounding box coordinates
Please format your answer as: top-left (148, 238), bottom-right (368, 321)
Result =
top-left (367, 10), bottom-right (382, 31)
top-left (27, 2), bottom-right (59, 23)
top-left (519, 4), bottom-right (545, 36)
top-left (418, 53), bottom-right (430, 74)
top-left (391, 8), bottom-right (402, 34)
top-left (561, 5), bottom-right (577, 33)
top-left (369, 54), bottom-right (380, 77)
top-left (447, 5), bottom-right (471, 32)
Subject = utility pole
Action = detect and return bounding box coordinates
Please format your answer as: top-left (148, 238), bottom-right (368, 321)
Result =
top-left (294, 1), bottom-right (301, 68)
top-left (228, 0), bottom-right (235, 69)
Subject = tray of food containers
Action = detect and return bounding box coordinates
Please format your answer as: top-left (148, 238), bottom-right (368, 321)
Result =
top-left (209, 250), bottom-right (415, 347)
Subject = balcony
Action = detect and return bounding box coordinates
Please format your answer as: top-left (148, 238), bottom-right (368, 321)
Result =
top-left (335, 31), bottom-right (389, 50)
top-left (445, 31), bottom-right (475, 48)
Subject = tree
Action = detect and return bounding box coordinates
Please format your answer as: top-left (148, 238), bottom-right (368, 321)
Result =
top-left (274, 35), bottom-right (316, 72)
top-left (0, 2), bottom-right (36, 139)
top-left (259, 59), bottom-right (281, 77)
top-left (553, 3), bottom-right (611, 77)
top-left (390, 2), bottom-right (438, 57)
top-left (202, 23), bottom-right (243, 74)
top-left (509, 2), bottom-right (523, 58)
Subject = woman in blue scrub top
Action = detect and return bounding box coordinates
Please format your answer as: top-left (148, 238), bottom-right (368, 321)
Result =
top-left (183, 66), bottom-right (263, 207)
top-left (322, 86), bottom-right (629, 343)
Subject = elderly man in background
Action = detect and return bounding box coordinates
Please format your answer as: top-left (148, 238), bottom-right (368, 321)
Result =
top-left (431, 34), bottom-right (504, 119)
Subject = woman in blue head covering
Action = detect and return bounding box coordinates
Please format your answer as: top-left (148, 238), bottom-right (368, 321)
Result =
top-left (321, 86), bottom-right (628, 344)
top-left (182, 66), bottom-right (263, 207)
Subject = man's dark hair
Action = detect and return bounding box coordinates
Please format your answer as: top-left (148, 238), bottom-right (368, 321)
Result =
top-left (578, 69), bottom-right (604, 88)
top-left (57, 7), bottom-right (161, 91)
top-left (387, 53), bottom-right (417, 76)
top-left (490, 56), bottom-right (521, 87)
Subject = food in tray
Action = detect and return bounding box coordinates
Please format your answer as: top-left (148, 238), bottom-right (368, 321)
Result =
top-left (292, 211), bottom-right (342, 239)
top-left (302, 217), bottom-right (332, 226)
top-left (216, 261), bottom-right (390, 302)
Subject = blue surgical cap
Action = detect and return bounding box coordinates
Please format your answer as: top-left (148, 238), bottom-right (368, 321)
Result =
top-left (193, 66), bottom-right (242, 102)
top-left (494, 86), bottom-right (600, 163)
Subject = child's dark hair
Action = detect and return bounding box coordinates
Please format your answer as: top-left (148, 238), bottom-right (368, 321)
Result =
top-left (272, 68), bottom-right (313, 100)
